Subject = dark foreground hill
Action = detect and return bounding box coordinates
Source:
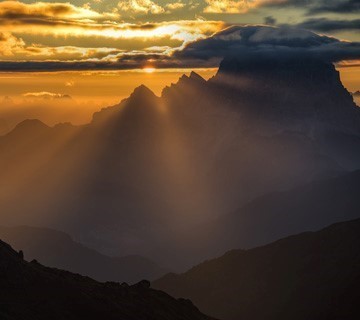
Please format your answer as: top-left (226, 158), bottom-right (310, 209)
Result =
top-left (154, 219), bottom-right (360, 320)
top-left (0, 239), bottom-right (214, 320)
top-left (0, 225), bottom-right (168, 284)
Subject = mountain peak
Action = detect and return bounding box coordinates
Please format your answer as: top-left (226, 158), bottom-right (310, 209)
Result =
top-left (131, 85), bottom-right (157, 99)
top-left (9, 119), bottom-right (49, 136)
top-left (161, 71), bottom-right (206, 98)
top-left (189, 71), bottom-right (205, 82)
top-left (0, 239), bottom-right (22, 262)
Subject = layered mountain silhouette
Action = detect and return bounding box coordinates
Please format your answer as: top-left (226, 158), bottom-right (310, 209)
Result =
top-left (183, 168), bottom-right (360, 260)
top-left (154, 219), bottom-right (360, 320)
top-left (0, 57), bottom-right (360, 268)
top-left (0, 239), bottom-right (214, 320)
top-left (0, 225), bottom-right (168, 284)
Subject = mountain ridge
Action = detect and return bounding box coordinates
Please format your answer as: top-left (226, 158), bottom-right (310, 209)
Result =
top-left (0, 225), bottom-right (169, 284)
top-left (154, 218), bottom-right (360, 320)
top-left (0, 238), bottom-right (215, 320)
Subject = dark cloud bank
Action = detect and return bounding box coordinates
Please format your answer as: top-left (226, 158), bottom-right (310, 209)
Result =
top-left (262, 0), bottom-right (360, 14)
top-left (176, 25), bottom-right (360, 63)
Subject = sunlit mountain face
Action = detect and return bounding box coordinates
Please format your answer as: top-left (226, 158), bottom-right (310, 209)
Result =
top-left (1, 0), bottom-right (360, 299)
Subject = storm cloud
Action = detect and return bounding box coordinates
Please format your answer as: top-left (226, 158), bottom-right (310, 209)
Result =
top-left (176, 25), bottom-right (360, 64)
top-left (294, 18), bottom-right (360, 32)
top-left (261, 0), bottom-right (360, 14)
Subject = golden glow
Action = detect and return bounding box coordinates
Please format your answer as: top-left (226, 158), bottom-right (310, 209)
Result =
top-left (0, 69), bottom-right (217, 130)
top-left (337, 65), bottom-right (360, 92)
top-left (143, 67), bottom-right (156, 73)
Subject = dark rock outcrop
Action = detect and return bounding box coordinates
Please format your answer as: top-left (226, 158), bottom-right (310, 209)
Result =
top-left (0, 225), bottom-right (168, 284)
top-left (0, 239), bottom-right (215, 320)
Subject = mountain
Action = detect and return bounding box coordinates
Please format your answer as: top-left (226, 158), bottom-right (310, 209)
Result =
top-left (0, 240), bottom-right (214, 320)
top-left (0, 118), bottom-right (8, 135)
top-left (1, 58), bottom-right (360, 269)
top-left (213, 58), bottom-right (359, 134)
top-left (352, 91), bottom-right (360, 106)
top-left (0, 225), bottom-right (168, 284)
top-left (186, 168), bottom-right (360, 259)
top-left (154, 219), bottom-right (360, 320)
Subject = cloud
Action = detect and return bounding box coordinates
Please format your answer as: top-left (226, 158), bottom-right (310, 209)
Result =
top-left (204, 0), bottom-right (256, 13)
top-left (0, 32), bottom-right (25, 56)
top-left (118, 0), bottom-right (165, 15)
top-left (0, 4), bottom-right (222, 43)
top-left (0, 17), bottom-right (223, 63)
top-left (22, 91), bottom-right (72, 100)
top-left (0, 36), bottom-right (125, 61)
top-left (176, 25), bottom-right (360, 64)
top-left (294, 18), bottom-right (360, 33)
top-left (1, 25), bottom-right (359, 71)
top-left (264, 16), bottom-right (276, 25)
top-left (0, 1), bottom-right (102, 19)
top-left (65, 80), bottom-right (75, 87)
top-left (259, 0), bottom-right (360, 14)
top-left (166, 2), bottom-right (186, 11)
top-left (307, 0), bottom-right (360, 14)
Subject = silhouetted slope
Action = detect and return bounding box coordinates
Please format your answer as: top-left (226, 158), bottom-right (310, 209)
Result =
top-left (0, 239), bottom-right (215, 320)
top-left (202, 169), bottom-right (360, 254)
top-left (352, 90), bottom-right (360, 97)
top-left (154, 219), bottom-right (360, 320)
top-left (0, 226), bottom-right (168, 284)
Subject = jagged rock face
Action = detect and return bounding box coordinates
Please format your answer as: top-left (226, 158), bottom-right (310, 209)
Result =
top-left (214, 58), bottom-right (359, 134)
top-left (0, 240), bottom-right (215, 320)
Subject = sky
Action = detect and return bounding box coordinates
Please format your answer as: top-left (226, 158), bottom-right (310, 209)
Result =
top-left (0, 0), bottom-right (359, 128)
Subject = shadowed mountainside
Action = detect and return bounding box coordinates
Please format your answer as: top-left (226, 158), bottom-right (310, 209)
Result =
top-left (0, 58), bottom-right (360, 268)
top-left (187, 168), bottom-right (360, 259)
top-left (0, 239), bottom-right (215, 320)
top-left (0, 225), bottom-right (168, 284)
top-left (154, 218), bottom-right (360, 320)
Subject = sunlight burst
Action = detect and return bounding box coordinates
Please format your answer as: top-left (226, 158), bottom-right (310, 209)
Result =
top-left (143, 67), bottom-right (156, 73)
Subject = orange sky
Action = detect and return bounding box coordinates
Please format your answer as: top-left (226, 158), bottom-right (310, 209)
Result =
top-left (0, 66), bottom-right (358, 132)
top-left (0, 69), bottom-right (217, 129)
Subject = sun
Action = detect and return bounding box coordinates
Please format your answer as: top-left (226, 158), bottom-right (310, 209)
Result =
top-left (143, 67), bottom-right (156, 74)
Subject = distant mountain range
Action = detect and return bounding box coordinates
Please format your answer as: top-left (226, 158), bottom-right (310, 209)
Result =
top-left (0, 225), bottom-right (168, 284)
top-left (0, 239), bottom-right (214, 320)
top-left (1, 57), bottom-right (360, 268)
top-left (154, 218), bottom-right (360, 320)
top-left (185, 168), bottom-right (360, 260)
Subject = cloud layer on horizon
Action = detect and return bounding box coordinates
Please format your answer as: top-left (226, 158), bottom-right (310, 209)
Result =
top-left (0, 25), bottom-right (359, 71)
